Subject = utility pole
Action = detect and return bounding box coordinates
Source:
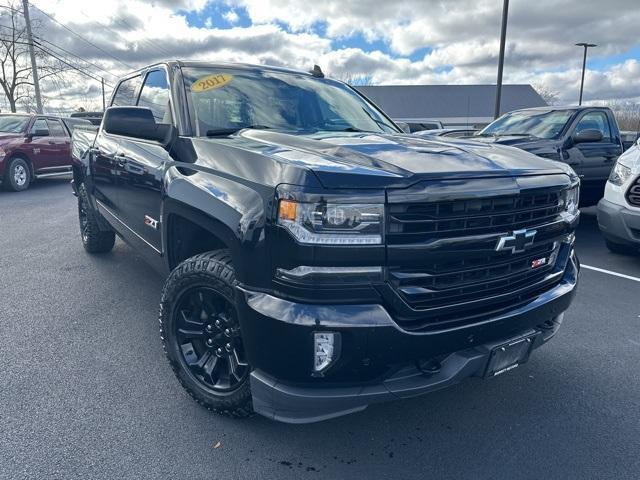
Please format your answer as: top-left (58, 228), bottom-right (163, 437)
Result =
top-left (101, 77), bottom-right (105, 111)
top-left (493, 0), bottom-right (509, 119)
top-left (575, 43), bottom-right (597, 105)
top-left (22, 0), bottom-right (43, 114)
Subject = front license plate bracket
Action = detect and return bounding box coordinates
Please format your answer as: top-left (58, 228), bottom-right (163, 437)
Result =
top-left (484, 333), bottom-right (538, 378)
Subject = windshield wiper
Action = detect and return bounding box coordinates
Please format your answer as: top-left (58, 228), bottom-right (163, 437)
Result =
top-left (205, 125), bottom-right (271, 137)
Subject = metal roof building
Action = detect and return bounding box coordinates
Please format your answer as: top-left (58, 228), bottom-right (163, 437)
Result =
top-left (355, 84), bottom-right (547, 128)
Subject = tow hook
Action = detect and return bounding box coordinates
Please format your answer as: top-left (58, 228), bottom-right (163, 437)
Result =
top-left (416, 358), bottom-right (442, 376)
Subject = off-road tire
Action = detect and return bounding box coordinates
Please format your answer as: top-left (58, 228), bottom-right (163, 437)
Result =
top-left (159, 250), bottom-right (254, 419)
top-left (78, 183), bottom-right (116, 253)
top-left (4, 156), bottom-right (31, 191)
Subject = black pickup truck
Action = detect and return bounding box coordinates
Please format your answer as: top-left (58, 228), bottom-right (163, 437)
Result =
top-left (475, 106), bottom-right (623, 207)
top-left (71, 61), bottom-right (580, 423)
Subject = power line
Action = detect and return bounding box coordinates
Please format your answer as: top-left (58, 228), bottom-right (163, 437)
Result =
top-left (0, 34), bottom-right (115, 88)
top-left (34, 34), bottom-right (119, 81)
top-left (0, 5), bottom-right (120, 80)
top-left (75, 7), bottom-right (173, 60)
top-left (34, 40), bottom-right (115, 87)
top-left (28, 3), bottom-right (135, 70)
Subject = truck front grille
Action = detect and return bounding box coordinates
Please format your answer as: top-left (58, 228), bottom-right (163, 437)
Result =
top-left (387, 189), bottom-right (563, 241)
top-left (627, 177), bottom-right (640, 207)
top-left (385, 186), bottom-right (570, 332)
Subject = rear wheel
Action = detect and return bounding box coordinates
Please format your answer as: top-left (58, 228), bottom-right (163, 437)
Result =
top-left (77, 183), bottom-right (115, 253)
top-left (4, 157), bottom-right (30, 191)
top-left (159, 250), bottom-right (253, 418)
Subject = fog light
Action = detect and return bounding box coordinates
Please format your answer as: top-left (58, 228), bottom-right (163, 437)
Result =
top-left (313, 332), bottom-right (340, 374)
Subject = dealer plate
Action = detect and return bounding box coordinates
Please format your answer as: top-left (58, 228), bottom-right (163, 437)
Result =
top-left (484, 333), bottom-right (538, 378)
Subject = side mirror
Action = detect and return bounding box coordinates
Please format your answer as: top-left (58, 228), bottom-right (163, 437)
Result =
top-left (395, 121), bottom-right (411, 134)
top-left (31, 129), bottom-right (49, 137)
top-left (573, 128), bottom-right (603, 144)
top-left (103, 106), bottom-right (172, 144)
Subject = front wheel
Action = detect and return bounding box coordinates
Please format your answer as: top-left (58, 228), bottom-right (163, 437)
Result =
top-left (159, 250), bottom-right (253, 418)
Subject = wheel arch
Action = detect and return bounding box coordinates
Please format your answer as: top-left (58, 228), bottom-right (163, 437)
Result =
top-left (5, 152), bottom-right (34, 179)
top-left (163, 199), bottom-right (240, 271)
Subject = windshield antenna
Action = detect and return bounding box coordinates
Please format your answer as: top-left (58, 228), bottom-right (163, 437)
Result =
top-left (310, 64), bottom-right (324, 78)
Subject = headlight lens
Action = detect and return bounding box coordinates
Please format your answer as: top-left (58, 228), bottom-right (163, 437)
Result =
top-left (609, 161), bottom-right (632, 186)
top-left (278, 200), bottom-right (383, 245)
top-left (560, 185), bottom-right (580, 215)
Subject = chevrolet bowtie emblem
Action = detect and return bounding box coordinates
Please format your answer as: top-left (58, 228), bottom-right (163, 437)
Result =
top-left (495, 229), bottom-right (537, 254)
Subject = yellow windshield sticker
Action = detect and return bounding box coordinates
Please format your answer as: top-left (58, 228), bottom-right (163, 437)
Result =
top-left (191, 73), bottom-right (234, 92)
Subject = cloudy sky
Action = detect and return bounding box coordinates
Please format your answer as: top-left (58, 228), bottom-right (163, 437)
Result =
top-left (3, 0), bottom-right (640, 113)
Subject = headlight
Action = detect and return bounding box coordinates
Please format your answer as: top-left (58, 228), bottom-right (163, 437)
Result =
top-left (609, 161), bottom-right (632, 186)
top-left (278, 200), bottom-right (383, 245)
top-left (560, 185), bottom-right (580, 216)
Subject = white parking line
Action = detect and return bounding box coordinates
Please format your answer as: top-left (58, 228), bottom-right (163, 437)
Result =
top-left (581, 264), bottom-right (640, 283)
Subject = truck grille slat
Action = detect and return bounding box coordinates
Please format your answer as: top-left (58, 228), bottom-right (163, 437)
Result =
top-left (386, 186), bottom-right (568, 331)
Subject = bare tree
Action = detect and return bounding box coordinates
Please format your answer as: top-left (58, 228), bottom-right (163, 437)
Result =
top-left (330, 72), bottom-right (374, 86)
top-left (532, 82), bottom-right (560, 106)
top-left (0, 1), bottom-right (66, 112)
top-left (597, 99), bottom-right (640, 131)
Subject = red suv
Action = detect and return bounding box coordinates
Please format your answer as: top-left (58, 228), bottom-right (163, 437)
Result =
top-left (0, 113), bottom-right (90, 192)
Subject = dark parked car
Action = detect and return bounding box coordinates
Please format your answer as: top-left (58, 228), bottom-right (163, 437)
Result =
top-left (70, 111), bottom-right (103, 126)
top-left (71, 61), bottom-right (580, 423)
top-left (414, 127), bottom-right (478, 139)
top-left (395, 119), bottom-right (444, 132)
top-left (0, 113), bottom-right (76, 191)
top-left (475, 106), bottom-right (623, 206)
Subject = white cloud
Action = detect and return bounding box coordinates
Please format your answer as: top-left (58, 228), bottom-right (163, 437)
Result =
top-left (0, 0), bottom-right (635, 114)
top-left (222, 9), bottom-right (239, 24)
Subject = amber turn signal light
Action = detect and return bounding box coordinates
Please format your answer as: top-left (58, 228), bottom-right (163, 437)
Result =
top-left (278, 200), bottom-right (298, 221)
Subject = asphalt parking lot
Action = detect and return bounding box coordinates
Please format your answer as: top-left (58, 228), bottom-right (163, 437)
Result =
top-left (1, 177), bottom-right (639, 480)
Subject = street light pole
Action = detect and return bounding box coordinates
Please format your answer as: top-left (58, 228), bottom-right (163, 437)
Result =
top-left (101, 77), bottom-right (105, 111)
top-left (494, 0), bottom-right (509, 119)
top-left (575, 42), bottom-right (597, 106)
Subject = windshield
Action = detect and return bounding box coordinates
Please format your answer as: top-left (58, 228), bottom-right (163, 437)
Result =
top-left (0, 115), bottom-right (29, 133)
top-left (479, 109), bottom-right (574, 139)
top-left (182, 67), bottom-right (399, 136)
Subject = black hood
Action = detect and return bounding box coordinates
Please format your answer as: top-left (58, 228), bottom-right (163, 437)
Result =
top-left (218, 130), bottom-right (572, 189)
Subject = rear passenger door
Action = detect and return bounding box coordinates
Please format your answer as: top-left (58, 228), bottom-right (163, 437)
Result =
top-left (91, 74), bottom-right (141, 213)
top-left (112, 68), bottom-right (173, 253)
top-left (46, 118), bottom-right (71, 167)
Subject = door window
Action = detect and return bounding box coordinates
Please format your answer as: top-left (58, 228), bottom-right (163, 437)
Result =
top-left (112, 75), bottom-right (141, 106)
top-left (30, 118), bottom-right (49, 135)
top-left (137, 69), bottom-right (171, 123)
top-left (47, 119), bottom-right (67, 137)
top-left (575, 112), bottom-right (611, 142)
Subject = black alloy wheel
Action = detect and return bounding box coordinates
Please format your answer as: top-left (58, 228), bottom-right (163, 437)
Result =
top-left (174, 286), bottom-right (249, 392)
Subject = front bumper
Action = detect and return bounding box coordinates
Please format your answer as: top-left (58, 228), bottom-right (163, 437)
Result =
top-left (597, 198), bottom-right (640, 246)
top-left (236, 250), bottom-right (579, 423)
